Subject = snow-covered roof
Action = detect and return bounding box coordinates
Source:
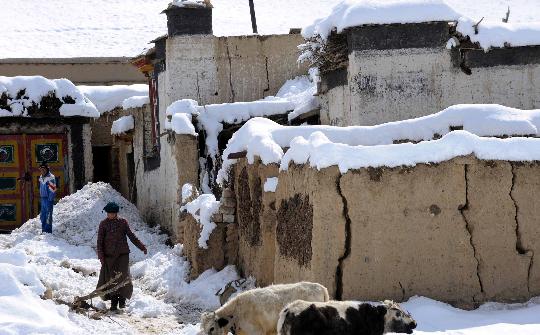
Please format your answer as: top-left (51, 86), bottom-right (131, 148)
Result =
top-left (78, 84), bottom-right (148, 115)
top-left (2, 0), bottom-right (538, 58)
top-left (217, 104), bottom-right (540, 181)
top-left (0, 76), bottom-right (99, 118)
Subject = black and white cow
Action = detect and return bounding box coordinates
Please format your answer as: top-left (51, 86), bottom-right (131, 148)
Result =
top-left (277, 300), bottom-right (417, 335)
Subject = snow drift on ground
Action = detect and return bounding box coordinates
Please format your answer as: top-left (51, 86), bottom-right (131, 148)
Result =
top-left (3, 0), bottom-right (535, 58)
top-left (302, 0), bottom-right (461, 39)
top-left (0, 76), bottom-right (99, 118)
top-left (111, 115), bottom-right (135, 135)
top-left (217, 104), bottom-right (540, 182)
top-left (0, 182), bottom-right (241, 334)
top-left (78, 84), bottom-right (148, 114)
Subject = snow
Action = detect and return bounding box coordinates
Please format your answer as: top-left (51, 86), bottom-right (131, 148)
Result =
top-left (302, 0), bottom-right (461, 40)
top-left (78, 84), bottom-right (148, 114)
top-left (0, 182), bottom-right (244, 334)
top-left (166, 99), bottom-right (200, 136)
top-left (403, 296), bottom-right (540, 334)
top-left (171, 0), bottom-right (208, 8)
top-left (456, 17), bottom-right (540, 51)
top-left (181, 194), bottom-right (221, 249)
top-left (4, 0), bottom-right (534, 58)
top-left (111, 115), bottom-right (135, 135)
top-left (281, 130), bottom-right (540, 173)
top-left (263, 177), bottom-right (279, 192)
top-left (217, 104), bottom-right (540, 182)
top-left (0, 76), bottom-right (99, 118)
top-left (122, 95), bottom-right (150, 110)
top-left (275, 69), bottom-right (320, 122)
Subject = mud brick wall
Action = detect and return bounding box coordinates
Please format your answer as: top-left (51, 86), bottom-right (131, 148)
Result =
top-left (181, 187), bottom-right (238, 279)
top-left (232, 159), bottom-right (280, 286)
top-left (231, 156), bottom-right (540, 306)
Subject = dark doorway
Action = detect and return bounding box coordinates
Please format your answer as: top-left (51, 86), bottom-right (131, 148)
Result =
top-left (127, 150), bottom-right (137, 204)
top-left (92, 146), bottom-right (112, 183)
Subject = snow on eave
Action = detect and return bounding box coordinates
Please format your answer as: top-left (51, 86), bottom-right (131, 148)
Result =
top-left (0, 75), bottom-right (99, 118)
top-left (78, 84), bottom-right (149, 115)
top-left (216, 104), bottom-right (540, 183)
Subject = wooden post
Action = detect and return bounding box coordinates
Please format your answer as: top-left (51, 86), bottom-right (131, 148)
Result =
top-left (249, 0), bottom-right (258, 34)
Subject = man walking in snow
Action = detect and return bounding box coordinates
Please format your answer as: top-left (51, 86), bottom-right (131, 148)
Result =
top-left (38, 162), bottom-right (56, 233)
top-left (96, 202), bottom-right (147, 311)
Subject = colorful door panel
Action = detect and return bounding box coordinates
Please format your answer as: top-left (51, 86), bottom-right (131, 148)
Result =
top-left (0, 134), bottom-right (68, 230)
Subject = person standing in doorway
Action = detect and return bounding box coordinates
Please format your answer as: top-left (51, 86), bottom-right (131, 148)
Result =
top-left (96, 202), bottom-right (147, 311)
top-left (38, 162), bottom-right (56, 233)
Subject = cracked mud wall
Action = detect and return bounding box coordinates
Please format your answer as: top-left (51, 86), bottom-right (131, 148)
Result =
top-left (503, 162), bottom-right (539, 296)
top-left (232, 157), bottom-right (540, 304)
top-left (340, 159), bottom-right (481, 306)
top-left (462, 160), bottom-right (531, 302)
top-left (233, 158), bottom-right (279, 286)
top-left (274, 164), bottom-right (346, 298)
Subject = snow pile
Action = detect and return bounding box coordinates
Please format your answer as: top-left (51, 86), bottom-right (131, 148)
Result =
top-left (263, 177), bottom-right (279, 192)
top-left (111, 115), bottom-right (135, 135)
top-left (0, 182), bottom-right (246, 334)
top-left (78, 84), bottom-right (148, 114)
top-left (456, 17), bottom-right (540, 51)
top-left (403, 296), bottom-right (540, 334)
top-left (181, 194), bottom-right (221, 249)
top-left (171, 0), bottom-right (209, 8)
top-left (0, 76), bottom-right (98, 118)
top-left (122, 95), bottom-right (150, 110)
top-left (302, 0), bottom-right (461, 40)
top-left (281, 130), bottom-right (540, 173)
top-left (0, 249), bottom-right (79, 335)
top-left (217, 104), bottom-right (540, 181)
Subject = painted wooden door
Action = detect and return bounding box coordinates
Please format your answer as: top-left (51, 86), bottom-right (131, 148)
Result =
top-left (0, 134), bottom-right (68, 230)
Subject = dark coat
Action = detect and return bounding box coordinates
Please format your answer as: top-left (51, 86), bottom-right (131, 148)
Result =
top-left (96, 217), bottom-right (145, 261)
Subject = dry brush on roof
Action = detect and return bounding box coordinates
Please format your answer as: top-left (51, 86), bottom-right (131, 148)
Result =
top-left (299, 31), bottom-right (348, 74)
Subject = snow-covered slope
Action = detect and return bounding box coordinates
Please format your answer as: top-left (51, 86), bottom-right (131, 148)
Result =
top-left (2, 0), bottom-right (538, 58)
top-left (0, 182), bottom-right (241, 334)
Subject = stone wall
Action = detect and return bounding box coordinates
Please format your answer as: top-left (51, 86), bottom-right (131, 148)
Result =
top-left (320, 24), bottom-right (540, 126)
top-left (226, 156), bottom-right (540, 306)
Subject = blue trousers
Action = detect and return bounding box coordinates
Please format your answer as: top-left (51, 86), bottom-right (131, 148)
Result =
top-left (40, 198), bottom-right (53, 233)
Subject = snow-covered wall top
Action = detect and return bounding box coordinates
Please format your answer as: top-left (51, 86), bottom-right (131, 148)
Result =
top-left (78, 84), bottom-right (148, 115)
top-left (165, 73), bottom-right (318, 157)
top-left (217, 104), bottom-right (540, 181)
top-left (456, 18), bottom-right (540, 50)
top-left (122, 95), bottom-right (150, 110)
top-left (111, 115), bottom-right (135, 135)
top-left (281, 130), bottom-right (540, 173)
top-left (302, 0), bottom-right (461, 40)
top-left (302, 0), bottom-right (540, 50)
top-left (0, 76), bottom-right (99, 118)
top-left (3, 0), bottom-right (537, 58)
top-left (171, 0), bottom-right (209, 8)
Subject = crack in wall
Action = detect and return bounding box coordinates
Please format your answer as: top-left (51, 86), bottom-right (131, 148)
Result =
top-left (263, 57), bottom-right (270, 94)
top-left (510, 163), bottom-right (534, 294)
top-left (335, 174), bottom-right (352, 300)
top-left (398, 281), bottom-right (406, 302)
top-left (225, 42), bottom-right (236, 102)
top-left (459, 164), bottom-right (484, 301)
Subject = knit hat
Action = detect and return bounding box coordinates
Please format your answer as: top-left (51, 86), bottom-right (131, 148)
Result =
top-left (103, 202), bottom-right (120, 213)
top-left (39, 162), bottom-right (49, 170)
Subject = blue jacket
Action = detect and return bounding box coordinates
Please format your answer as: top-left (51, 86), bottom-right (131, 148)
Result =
top-left (39, 173), bottom-right (57, 202)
